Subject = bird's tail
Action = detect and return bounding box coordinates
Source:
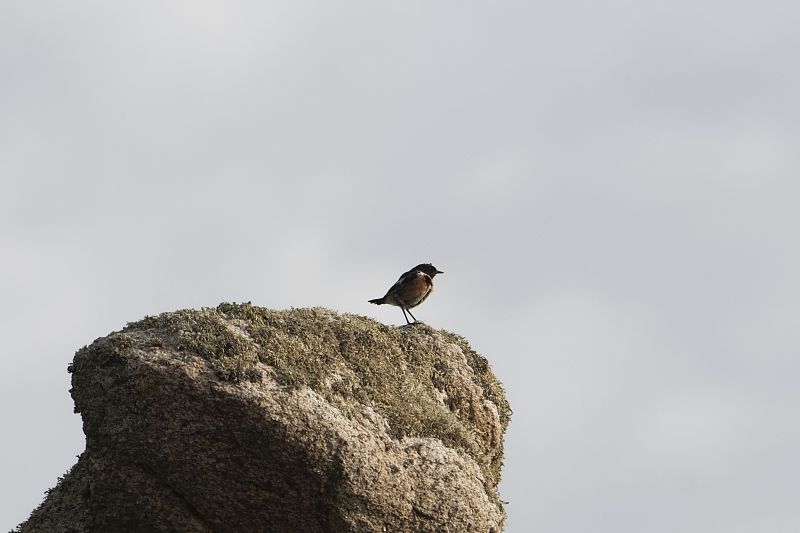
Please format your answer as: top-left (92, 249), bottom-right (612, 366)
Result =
top-left (368, 297), bottom-right (385, 305)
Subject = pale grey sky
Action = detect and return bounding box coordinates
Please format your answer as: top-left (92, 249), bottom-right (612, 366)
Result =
top-left (2, 2), bottom-right (799, 531)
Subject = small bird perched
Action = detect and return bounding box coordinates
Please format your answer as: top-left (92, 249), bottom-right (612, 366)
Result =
top-left (369, 263), bottom-right (444, 325)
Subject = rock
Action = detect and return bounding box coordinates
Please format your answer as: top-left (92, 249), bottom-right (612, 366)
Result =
top-left (16, 304), bottom-right (511, 533)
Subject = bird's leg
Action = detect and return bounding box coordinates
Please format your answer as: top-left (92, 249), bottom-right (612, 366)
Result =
top-left (401, 308), bottom-right (411, 325)
top-left (406, 309), bottom-right (417, 323)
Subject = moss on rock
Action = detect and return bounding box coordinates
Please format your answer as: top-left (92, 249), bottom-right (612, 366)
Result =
top-left (19, 303), bottom-right (511, 532)
top-left (124, 303), bottom-right (510, 486)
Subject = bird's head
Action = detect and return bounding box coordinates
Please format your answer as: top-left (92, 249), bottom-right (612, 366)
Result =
top-left (414, 263), bottom-right (444, 277)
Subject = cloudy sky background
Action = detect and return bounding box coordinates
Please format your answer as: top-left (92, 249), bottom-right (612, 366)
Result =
top-left (2, 2), bottom-right (799, 531)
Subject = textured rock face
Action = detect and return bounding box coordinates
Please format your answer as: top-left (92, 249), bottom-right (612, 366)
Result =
top-left (17, 304), bottom-right (510, 533)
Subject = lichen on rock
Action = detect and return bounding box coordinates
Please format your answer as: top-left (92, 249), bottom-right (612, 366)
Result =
top-left (17, 303), bottom-right (511, 533)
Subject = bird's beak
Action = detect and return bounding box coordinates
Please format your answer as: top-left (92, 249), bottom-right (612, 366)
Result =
top-left (436, 270), bottom-right (444, 274)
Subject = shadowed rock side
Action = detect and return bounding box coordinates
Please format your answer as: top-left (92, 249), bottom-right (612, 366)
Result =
top-left (17, 304), bottom-right (511, 533)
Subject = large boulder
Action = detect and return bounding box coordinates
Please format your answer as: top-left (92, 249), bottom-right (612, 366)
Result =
top-left (17, 304), bottom-right (510, 532)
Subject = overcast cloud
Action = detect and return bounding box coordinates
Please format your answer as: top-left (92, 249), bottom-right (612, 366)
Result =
top-left (2, 2), bottom-right (799, 531)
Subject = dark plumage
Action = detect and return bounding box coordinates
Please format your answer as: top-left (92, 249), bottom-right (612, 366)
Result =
top-left (369, 263), bottom-right (444, 324)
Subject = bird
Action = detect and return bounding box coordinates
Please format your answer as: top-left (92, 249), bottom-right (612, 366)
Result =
top-left (369, 263), bottom-right (444, 325)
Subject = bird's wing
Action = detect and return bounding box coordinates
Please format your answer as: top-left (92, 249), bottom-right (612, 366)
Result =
top-left (382, 269), bottom-right (417, 299)
top-left (395, 267), bottom-right (420, 285)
